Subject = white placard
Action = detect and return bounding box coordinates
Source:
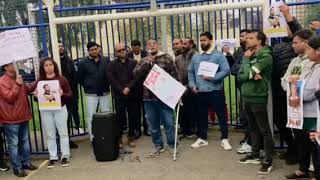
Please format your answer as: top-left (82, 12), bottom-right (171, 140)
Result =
top-left (263, 1), bottom-right (288, 38)
top-left (143, 64), bottom-right (186, 109)
top-left (36, 80), bottom-right (62, 110)
top-left (0, 28), bottom-right (37, 66)
top-left (215, 39), bottom-right (237, 50)
top-left (286, 80), bottom-right (304, 129)
top-left (197, 61), bottom-right (219, 78)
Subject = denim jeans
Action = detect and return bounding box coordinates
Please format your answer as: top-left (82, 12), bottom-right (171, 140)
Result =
top-left (144, 101), bottom-right (175, 148)
top-left (86, 95), bottom-right (110, 139)
top-left (40, 106), bottom-right (70, 160)
top-left (196, 90), bottom-right (229, 140)
top-left (3, 122), bottom-right (31, 169)
top-left (0, 127), bottom-right (4, 165)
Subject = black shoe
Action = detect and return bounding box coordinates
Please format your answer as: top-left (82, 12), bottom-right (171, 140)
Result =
top-left (0, 162), bottom-right (10, 171)
top-left (47, 160), bottom-right (58, 169)
top-left (178, 134), bottom-right (193, 141)
top-left (258, 163), bottom-right (273, 174)
top-left (69, 141), bottom-right (79, 149)
top-left (143, 131), bottom-right (151, 136)
top-left (22, 163), bottom-right (38, 171)
top-left (284, 172), bottom-right (309, 179)
top-left (61, 158), bottom-right (69, 167)
top-left (285, 156), bottom-right (298, 165)
top-left (238, 155), bottom-right (260, 164)
top-left (134, 131), bottom-right (142, 140)
top-left (13, 168), bottom-right (28, 177)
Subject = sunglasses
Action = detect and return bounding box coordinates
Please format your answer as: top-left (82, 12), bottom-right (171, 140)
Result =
top-left (117, 48), bottom-right (126, 53)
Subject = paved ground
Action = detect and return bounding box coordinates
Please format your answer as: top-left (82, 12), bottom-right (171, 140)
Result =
top-left (0, 128), bottom-right (296, 180)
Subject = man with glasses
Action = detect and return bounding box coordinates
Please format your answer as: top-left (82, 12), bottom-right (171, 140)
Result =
top-left (107, 43), bottom-right (140, 148)
top-left (77, 41), bottom-right (111, 141)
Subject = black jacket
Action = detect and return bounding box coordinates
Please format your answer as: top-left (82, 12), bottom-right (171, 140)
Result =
top-left (126, 50), bottom-right (148, 61)
top-left (107, 57), bottom-right (139, 100)
top-left (272, 18), bottom-right (302, 83)
top-left (60, 52), bottom-right (77, 97)
top-left (77, 55), bottom-right (110, 96)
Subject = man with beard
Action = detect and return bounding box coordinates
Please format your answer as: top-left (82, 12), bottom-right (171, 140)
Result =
top-left (133, 39), bottom-right (180, 156)
top-left (173, 38), bottom-right (183, 58)
top-left (127, 40), bottom-right (149, 138)
top-left (188, 32), bottom-right (232, 150)
top-left (231, 29), bottom-right (252, 154)
top-left (77, 41), bottom-right (111, 141)
top-left (58, 42), bottom-right (82, 149)
top-left (175, 38), bottom-right (198, 140)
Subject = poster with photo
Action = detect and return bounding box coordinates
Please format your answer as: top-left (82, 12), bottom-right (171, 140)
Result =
top-left (286, 80), bottom-right (304, 129)
top-left (215, 39), bottom-right (237, 55)
top-left (263, 1), bottom-right (288, 38)
top-left (36, 80), bottom-right (61, 110)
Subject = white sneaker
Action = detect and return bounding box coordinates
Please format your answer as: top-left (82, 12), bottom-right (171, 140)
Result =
top-left (237, 142), bottom-right (252, 154)
top-left (78, 128), bottom-right (84, 134)
top-left (191, 138), bottom-right (208, 148)
top-left (221, 139), bottom-right (232, 150)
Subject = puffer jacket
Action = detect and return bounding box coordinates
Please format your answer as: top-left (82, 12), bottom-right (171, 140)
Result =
top-left (0, 74), bottom-right (32, 124)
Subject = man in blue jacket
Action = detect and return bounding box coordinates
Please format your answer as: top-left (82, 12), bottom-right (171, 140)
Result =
top-left (188, 32), bottom-right (232, 150)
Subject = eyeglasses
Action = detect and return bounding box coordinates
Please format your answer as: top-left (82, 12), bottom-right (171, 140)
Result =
top-left (117, 48), bottom-right (126, 53)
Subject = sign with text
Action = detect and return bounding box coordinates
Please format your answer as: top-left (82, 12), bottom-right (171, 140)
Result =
top-left (197, 61), bottom-right (219, 78)
top-left (0, 28), bottom-right (36, 66)
top-left (144, 64), bottom-right (186, 109)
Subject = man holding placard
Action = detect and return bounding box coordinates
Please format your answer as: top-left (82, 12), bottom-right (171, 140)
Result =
top-left (133, 39), bottom-right (180, 156)
top-left (188, 32), bottom-right (232, 150)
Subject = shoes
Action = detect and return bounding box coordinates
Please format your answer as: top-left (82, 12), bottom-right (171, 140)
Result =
top-left (284, 171), bottom-right (309, 179)
top-left (47, 160), bottom-right (58, 169)
top-left (237, 142), bottom-right (252, 154)
top-left (150, 146), bottom-right (165, 156)
top-left (61, 158), bottom-right (69, 167)
top-left (190, 138), bottom-right (208, 148)
top-left (178, 134), bottom-right (194, 141)
top-left (0, 162), bottom-right (10, 171)
top-left (143, 131), bottom-right (151, 136)
top-left (128, 138), bottom-right (136, 148)
top-left (77, 128), bottom-right (84, 134)
top-left (69, 140), bottom-right (79, 149)
top-left (238, 155), bottom-right (261, 164)
top-left (22, 163), bottom-right (38, 170)
top-left (169, 147), bottom-right (180, 157)
top-left (258, 163), bottom-right (273, 174)
top-left (221, 139), bottom-right (232, 150)
top-left (13, 168), bottom-right (28, 177)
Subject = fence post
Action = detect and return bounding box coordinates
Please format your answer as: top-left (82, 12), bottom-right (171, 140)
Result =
top-left (27, 3), bottom-right (40, 75)
top-left (46, 0), bottom-right (61, 71)
top-left (160, 3), bottom-right (168, 52)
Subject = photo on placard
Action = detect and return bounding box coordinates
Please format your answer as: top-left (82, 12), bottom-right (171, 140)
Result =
top-left (37, 80), bottom-right (62, 110)
top-left (263, 1), bottom-right (288, 38)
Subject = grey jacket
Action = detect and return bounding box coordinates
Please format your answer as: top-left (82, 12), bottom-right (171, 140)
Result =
top-left (281, 55), bottom-right (314, 91)
top-left (303, 63), bottom-right (320, 118)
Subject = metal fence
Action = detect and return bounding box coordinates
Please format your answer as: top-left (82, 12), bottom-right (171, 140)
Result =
top-left (0, 0), bottom-right (320, 154)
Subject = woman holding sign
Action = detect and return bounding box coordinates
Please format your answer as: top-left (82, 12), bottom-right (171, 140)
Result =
top-left (32, 58), bottom-right (73, 169)
top-left (285, 36), bottom-right (320, 180)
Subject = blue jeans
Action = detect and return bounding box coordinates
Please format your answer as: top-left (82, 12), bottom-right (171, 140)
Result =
top-left (144, 101), bottom-right (175, 148)
top-left (196, 90), bottom-right (229, 140)
top-left (3, 122), bottom-right (31, 169)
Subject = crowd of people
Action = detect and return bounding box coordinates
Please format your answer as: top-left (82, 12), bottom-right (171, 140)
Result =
top-left (0, 3), bottom-right (320, 179)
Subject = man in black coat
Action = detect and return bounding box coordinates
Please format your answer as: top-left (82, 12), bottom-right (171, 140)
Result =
top-left (107, 43), bottom-right (140, 147)
top-left (127, 40), bottom-right (150, 138)
top-left (58, 42), bottom-right (81, 149)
